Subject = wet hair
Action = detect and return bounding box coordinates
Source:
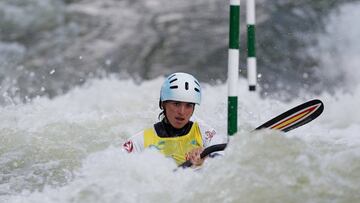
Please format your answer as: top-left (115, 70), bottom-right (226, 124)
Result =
top-left (158, 99), bottom-right (165, 120)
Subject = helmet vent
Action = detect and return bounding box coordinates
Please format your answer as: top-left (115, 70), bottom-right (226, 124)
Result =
top-left (185, 82), bottom-right (189, 90)
top-left (194, 80), bottom-right (200, 86)
top-left (169, 78), bottom-right (177, 83)
top-left (160, 72), bottom-right (201, 104)
top-left (168, 74), bottom-right (176, 80)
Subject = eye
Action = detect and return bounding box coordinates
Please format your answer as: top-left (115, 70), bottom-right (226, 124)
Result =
top-left (186, 103), bottom-right (195, 108)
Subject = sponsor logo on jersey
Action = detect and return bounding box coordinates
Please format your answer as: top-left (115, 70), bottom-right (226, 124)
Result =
top-left (123, 140), bottom-right (133, 152)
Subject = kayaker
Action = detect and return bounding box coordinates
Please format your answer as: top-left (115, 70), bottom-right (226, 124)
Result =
top-left (122, 72), bottom-right (228, 167)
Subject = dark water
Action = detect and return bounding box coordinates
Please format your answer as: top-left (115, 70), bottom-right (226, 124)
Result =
top-left (0, 0), bottom-right (358, 104)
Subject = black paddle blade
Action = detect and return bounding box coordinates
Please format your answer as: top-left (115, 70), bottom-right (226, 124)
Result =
top-left (255, 99), bottom-right (324, 132)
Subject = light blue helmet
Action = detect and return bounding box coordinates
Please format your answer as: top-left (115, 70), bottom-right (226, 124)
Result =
top-left (160, 72), bottom-right (201, 105)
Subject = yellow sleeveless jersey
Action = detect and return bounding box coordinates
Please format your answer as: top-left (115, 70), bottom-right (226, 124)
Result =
top-left (143, 122), bottom-right (204, 165)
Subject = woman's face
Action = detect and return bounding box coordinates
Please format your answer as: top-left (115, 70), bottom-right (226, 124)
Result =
top-left (163, 101), bottom-right (195, 129)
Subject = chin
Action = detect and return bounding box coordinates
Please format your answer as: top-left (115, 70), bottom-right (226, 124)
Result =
top-left (174, 125), bottom-right (183, 129)
top-left (174, 123), bottom-right (186, 129)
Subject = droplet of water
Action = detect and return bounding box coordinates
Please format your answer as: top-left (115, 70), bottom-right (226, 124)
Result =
top-left (303, 72), bottom-right (309, 79)
top-left (105, 59), bottom-right (112, 66)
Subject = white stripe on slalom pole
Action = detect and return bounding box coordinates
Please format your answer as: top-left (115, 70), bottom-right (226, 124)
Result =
top-left (246, 0), bottom-right (255, 24)
top-left (228, 49), bottom-right (239, 97)
top-left (247, 57), bottom-right (257, 87)
top-left (230, 0), bottom-right (240, 6)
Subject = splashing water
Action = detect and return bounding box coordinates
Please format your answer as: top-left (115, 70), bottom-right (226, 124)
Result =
top-left (0, 73), bottom-right (359, 202)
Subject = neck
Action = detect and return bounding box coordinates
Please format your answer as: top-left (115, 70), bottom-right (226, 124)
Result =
top-left (157, 118), bottom-right (193, 137)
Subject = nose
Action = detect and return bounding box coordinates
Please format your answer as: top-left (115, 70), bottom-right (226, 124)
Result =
top-left (178, 104), bottom-right (186, 115)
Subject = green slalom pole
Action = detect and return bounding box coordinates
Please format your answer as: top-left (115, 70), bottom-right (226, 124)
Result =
top-left (247, 0), bottom-right (257, 91)
top-left (228, 0), bottom-right (240, 136)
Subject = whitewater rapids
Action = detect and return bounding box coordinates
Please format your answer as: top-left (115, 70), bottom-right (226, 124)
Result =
top-left (1, 1), bottom-right (360, 203)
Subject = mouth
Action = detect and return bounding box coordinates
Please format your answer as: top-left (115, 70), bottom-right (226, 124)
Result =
top-left (175, 117), bottom-right (185, 122)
